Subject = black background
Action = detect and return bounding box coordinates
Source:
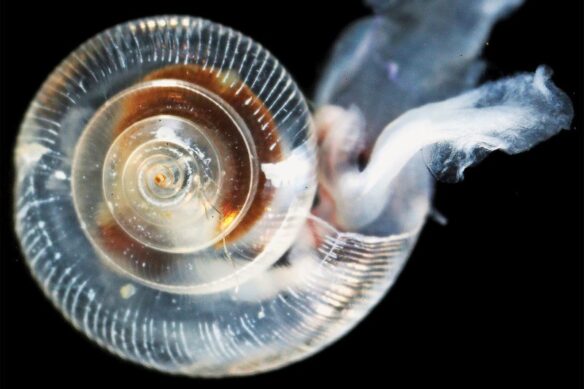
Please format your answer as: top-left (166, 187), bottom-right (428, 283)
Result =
top-left (1, 0), bottom-right (582, 387)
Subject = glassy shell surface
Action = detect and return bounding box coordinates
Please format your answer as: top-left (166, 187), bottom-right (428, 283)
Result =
top-left (14, 16), bottom-right (423, 376)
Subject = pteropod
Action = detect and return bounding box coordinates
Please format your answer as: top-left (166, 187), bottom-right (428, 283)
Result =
top-left (13, 0), bottom-right (573, 377)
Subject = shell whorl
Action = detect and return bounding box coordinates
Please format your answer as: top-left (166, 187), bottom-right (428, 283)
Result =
top-left (18, 16), bottom-right (317, 294)
top-left (14, 16), bottom-right (423, 376)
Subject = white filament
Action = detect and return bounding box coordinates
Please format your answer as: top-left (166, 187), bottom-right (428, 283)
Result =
top-left (330, 66), bottom-right (573, 229)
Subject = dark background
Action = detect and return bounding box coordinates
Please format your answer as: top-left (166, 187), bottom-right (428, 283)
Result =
top-left (1, 0), bottom-right (582, 387)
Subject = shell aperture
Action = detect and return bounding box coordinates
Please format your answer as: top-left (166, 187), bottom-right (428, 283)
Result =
top-left (13, 2), bottom-right (573, 379)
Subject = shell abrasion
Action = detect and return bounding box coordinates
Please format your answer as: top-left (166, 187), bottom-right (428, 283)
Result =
top-left (14, 16), bottom-right (424, 377)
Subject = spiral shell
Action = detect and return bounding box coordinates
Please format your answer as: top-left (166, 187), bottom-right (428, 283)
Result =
top-left (14, 16), bottom-right (427, 376)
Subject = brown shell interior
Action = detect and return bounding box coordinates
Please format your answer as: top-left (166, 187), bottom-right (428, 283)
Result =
top-left (98, 64), bottom-right (283, 257)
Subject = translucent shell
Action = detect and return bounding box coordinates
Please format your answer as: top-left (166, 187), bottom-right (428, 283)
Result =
top-left (17, 16), bottom-right (315, 294)
top-left (14, 16), bottom-right (424, 376)
top-left (70, 73), bottom-right (316, 292)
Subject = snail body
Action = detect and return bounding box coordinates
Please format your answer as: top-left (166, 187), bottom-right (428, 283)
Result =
top-left (14, 2), bottom-right (573, 377)
top-left (14, 16), bottom-right (426, 376)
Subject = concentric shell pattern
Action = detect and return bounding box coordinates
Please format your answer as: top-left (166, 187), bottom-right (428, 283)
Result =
top-left (14, 16), bottom-right (422, 376)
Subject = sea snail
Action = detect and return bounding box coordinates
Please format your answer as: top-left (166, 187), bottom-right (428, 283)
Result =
top-left (14, 1), bottom-right (573, 378)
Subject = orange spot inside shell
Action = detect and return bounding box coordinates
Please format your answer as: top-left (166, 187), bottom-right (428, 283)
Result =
top-left (220, 211), bottom-right (238, 231)
top-left (153, 172), bottom-right (166, 187)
